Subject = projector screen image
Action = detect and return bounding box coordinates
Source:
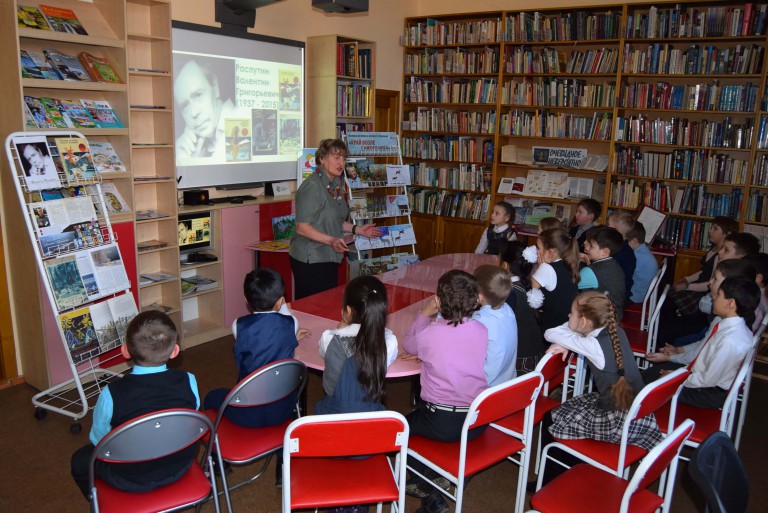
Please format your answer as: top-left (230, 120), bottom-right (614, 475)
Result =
top-left (172, 22), bottom-right (305, 189)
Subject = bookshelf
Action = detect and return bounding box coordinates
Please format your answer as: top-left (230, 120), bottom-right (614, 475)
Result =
top-left (306, 34), bottom-right (376, 144)
top-left (126, 0), bottom-right (185, 340)
top-left (404, 2), bottom-right (768, 269)
top-left (0, 0), bottom-right (136, 389)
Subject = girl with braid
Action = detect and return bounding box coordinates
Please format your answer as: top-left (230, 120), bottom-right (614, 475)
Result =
top-left (528, 291), bottom-right (659, 492)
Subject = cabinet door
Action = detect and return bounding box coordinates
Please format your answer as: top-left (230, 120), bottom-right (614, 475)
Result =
top-left (221, 206), bottom-right (260, 326)
top-left (411, 214), bottom-right (438, 259)
top-left (439, 219), bottom-right (486, 256)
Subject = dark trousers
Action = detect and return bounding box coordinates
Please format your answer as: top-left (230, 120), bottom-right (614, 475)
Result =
top-left (537, 411), bottom-right (583, 487)
top-left (642, 362), bottom-right (727, 409)
top-left (290, 257), bottom-right (340, 300)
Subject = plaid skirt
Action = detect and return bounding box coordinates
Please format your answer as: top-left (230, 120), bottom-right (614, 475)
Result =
top-left (550, 392), bottom-right (663, 451)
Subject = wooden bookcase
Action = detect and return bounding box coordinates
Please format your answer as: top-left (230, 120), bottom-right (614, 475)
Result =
top-left (306, 34), bottom-right (376, 144)
top-left (403, 2), bottom-right (768, 264)
top-left (126, 0), bottom-right (183, 338)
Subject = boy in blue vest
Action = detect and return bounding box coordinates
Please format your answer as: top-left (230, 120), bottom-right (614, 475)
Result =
top-left (71, 311), bottom-right (200, 499)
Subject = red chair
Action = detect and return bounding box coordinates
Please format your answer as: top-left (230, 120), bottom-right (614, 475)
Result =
top-left (622, 257), bottom-right (668, 332)
top-left (281, 410), bottom-right (409, 513)
top-left (538, 366), bottom-right (689, 479)
top-left (89, 408), bottom-right (221, 513)
top-left (204, 359), bottom-right (307, 513)
top-left (492, 352), bottom-right (573, 472)
top-left (407, 372), bottom-right (543, 513)
top-left (654, 348), bottom-right (755, 454)
top-left (530, 419), bottom-right (695, 513)
top-left (627, 284), bottom-right (670, 368)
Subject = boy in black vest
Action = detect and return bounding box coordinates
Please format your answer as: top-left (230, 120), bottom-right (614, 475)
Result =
top-left (71, 311), bottom-right (199, 499)
top-left (584, 226), bottom-right (626, 321)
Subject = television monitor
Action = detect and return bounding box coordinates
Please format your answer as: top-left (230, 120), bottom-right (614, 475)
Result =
top-left (172, 21), bottom-right (305, 189)
top-left (178, 211), bottom-right (213, 262)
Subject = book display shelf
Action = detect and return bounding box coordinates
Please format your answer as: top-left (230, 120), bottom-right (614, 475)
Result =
top-left (4, 130), bottom-right (138, 431)
top-left (306, 34), bottom-right (376, 143)
top-left (344, 132), bottom-right (418, 275)
top-left (0, 0), bottom-right (137, 392)
top-left (403, 2), bottom-right (768, 271)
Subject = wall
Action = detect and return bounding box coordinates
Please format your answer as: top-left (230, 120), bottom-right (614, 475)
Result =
top-left (170, 0), bottom-right (417, 91)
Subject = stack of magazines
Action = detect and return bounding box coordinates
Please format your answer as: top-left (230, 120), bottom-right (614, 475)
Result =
top-left (181, 275), bottom-right (218, 295)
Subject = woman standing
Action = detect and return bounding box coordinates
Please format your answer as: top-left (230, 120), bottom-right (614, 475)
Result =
top-left (290, 138), bottom-right (379, 299)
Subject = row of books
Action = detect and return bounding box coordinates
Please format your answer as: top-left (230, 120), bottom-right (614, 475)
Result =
top-left (336, 83), bottom-right (371, 117)
top-left (58, 294), bottom-right (138, 364)
top-left (405, 76), bottom-right (498, 105)
top-left (755, 116), bottom-right (768, 149)
top-left (410, 162), bottom-right (493, 193)
top-left (25, 95), bottom-right (123, 130)
top-left (181, 275), bottom-right (219, 295)
top-left (504, 46), bottom-right (619, 75)
top-left (500, 78), bottom-right (616, 109)
top-left (505, 10), bottom-right (623, 42)
top-left (404, 17), bottom-right (503, 46)
top-left (408, 188), bottom-right (491, 221)
top-left (621, 42), bottom-right (763, 76)
top-left (625, 4), bottom-right (768, 39)
top-left (404, 46), bottom-right (500, 75)
top-left (611, 179), bottom-right (672, 212)
top-left (402, 135), bottom-right (495, 164)
top-left (17, 4), bottom-right (87, 35)
top-left (612, 146), bottom-right (749, 184)
top-left (335, 122), bottom-right (372, 140)
top-left (745, 190), bottom-right (768, 223)
top-left (659, 217), bottom-right (713, 251)
top-left (336, 42), bottom-right (372, 79)
top-left (20, 48), bottom-right (122, 84)
top-left (619, 81), bottom-right (758, 113)
top-left (403, 107), bottom-right (496, 135)
top-left (615, 116), bottom-right (753, 149)
top-left (499, 109), bottom-right (613, 141)
top-left (749, 153), bottom-right (768, 186)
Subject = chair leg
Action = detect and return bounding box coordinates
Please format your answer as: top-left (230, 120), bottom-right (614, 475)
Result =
top-left (215, 451), bottom-right (232, 513)
top-left (455, 476), bottom-right (465, 513)
top-left (515, 447), bottom-right (530, 513)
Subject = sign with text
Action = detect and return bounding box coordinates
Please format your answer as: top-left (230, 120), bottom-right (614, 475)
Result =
top-left (346, 132), bottom-right (399, 156)
top-left (532, 146), bottom-right (587, 169)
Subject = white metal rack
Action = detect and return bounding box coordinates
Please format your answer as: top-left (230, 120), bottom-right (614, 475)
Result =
top-left (4, 131), bottom-right (135, 432)
top-left (344, 132), bottom-right (418, 263)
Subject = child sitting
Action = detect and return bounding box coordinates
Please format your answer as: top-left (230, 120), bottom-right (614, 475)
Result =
top-left (607, 209), bottom-right (637, 299)
top-left (71, 311), bottom-right (200, 499)
top-left (584, 226), bottom-right (626, 320)
top-left (402, 270), bottom-right (488, 511)
top-left (531, 228), bottom-right (581, 332)
top-left (203, 268), bottom-right (308, 428)
top-left (473, 264), bottom-right (518, 386)
top-left (743, 252), bottom-right (768, 330)
top-left (315, 275), bottom-right (398, 414)
top-left (645, 277), bottom-right (759, 408)
top-left (568, 198), bottom-right (601, 253)
top-left (537, 217), bottom-right (563, 234)
top-left (626, 221), bottom-right (659, 303)
top-left (499, 241), bottom-right (545, 374)
top-left (475, 201), bottom-right (517, 255)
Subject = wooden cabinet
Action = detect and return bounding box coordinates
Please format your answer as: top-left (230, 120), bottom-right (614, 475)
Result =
top-left (306, 34), bottom-right (376, 144)
top-left (411, 213), bottom-right (485, 259)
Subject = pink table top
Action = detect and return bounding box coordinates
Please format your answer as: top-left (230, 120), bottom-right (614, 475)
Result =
top-left (289, 253), bottom-right (496, 376)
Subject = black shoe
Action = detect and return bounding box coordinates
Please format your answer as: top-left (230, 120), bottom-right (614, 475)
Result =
top-left (275, 459), bottom-right (283, 488)
top-left (405, 477), bottom-right (430, 498)
top-left (416, 492), bottom-right (449, 513)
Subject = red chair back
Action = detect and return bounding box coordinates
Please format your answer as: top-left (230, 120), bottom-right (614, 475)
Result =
top-left (635, 419), bottom-right (695, 492)
top-left (288, 415), bottom-right (407, 458)
top-left (471, 372), bottom-right (543, 428)
top-left (537, 352), bottom-right (572, 394)
top-left (633, 367), bottom-right (689, 421)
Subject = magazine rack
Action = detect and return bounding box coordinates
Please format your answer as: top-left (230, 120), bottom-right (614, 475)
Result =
top-left (4, 131), bottom-right (137, 432)
top-left (344, 132), bottom-right (418, 274)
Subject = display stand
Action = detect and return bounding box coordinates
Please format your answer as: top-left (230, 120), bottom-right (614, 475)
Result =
top-left (4, 131), bottom-right (136, 432)
top-left (344, 133), bottom-right (418, 276)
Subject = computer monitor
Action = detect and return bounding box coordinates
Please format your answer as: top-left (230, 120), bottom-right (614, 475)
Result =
top-left (178, 211), bottom-right (213, 262)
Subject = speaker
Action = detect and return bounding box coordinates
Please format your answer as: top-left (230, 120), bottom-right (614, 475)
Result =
top-left (312, 0), bottom-right (368, 14)
top-left (183, 189), bottom-right (210, 206)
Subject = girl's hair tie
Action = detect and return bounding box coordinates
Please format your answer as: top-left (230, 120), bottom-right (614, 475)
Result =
top-left (522, 245), bottom-right (538, 264)
top-left (617, 368), bottom-right (625, 377)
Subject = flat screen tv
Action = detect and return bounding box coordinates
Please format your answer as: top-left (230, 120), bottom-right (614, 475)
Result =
top-left (178, 210), bottom-right (213, 261)
top-left (172, 21), bottom-right (305, 189)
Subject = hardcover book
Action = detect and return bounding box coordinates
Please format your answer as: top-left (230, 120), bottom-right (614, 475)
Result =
top-left (40, 97), bottom-right (71, 128)
top-left (78, 52), bottom-right (124, 84)
top-left (39, 4), bottom-right (88, 35)
top-left (17, 5), bottom-right (52, 31)
top-left (79, 99), bottom-right (123, 128)
top-left (54, 137), bottom-right (97, 181)
top-left (44, 48), bottom-right (91, 82)
top-left (26, 50), bottom-right (61, 80)
top-left (19, 50), bottom-right (44, 79)
top-left (58, 99), bottom-right (96, 129)
top-left (89, 142), bottom-right (126, 173)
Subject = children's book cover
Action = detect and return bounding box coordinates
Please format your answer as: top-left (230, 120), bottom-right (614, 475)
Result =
top-left (386, 195), bottom-right (411, 216)
top-left (95, 183), bottom-right (131, 214)
top-left (23, 102), bottom-right (38, 128)
top-left (26, 50), bottom-right (61, 80)
top-left (17, 5), bottom-right (52, 30)
top-left (59, 99), bottom-right (97, 128)
top-left (20, 50), bottom-right (44, 79)
top-left (40, 97), bottom-right (72, 128)
top-left (55, 137), bottom-right (97, 181)
top-left (250, 109), bottom-right (277, 155)
top-left (386, 164), bottom-right (411, 185)
top-left (44, 48), bottom-right (91, 81)
top-left (24, 96), bottom-right (52, 127)
top-left (89, 142), bottom-right (126, 173)
top-left (79, 99), bottom-right (124, 128)
top-left (39, 5), bottom-right (88, 35)
top-left (278, 69), bottom-right (301, 111)
top-left (278, 113), bottom-right (301, 156)
top-left (78, 52), bottom-right (123, 84)
top-left (59, 307), bottom-right (99, 364)
top-left (271, 214), bottom-right (296, 240)
top-left (224, 118), bottom-right (252, 162)
top-left (297, 148), bottom-right (317, 183)
top-left (44, 255), bottom-right (88, 310)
